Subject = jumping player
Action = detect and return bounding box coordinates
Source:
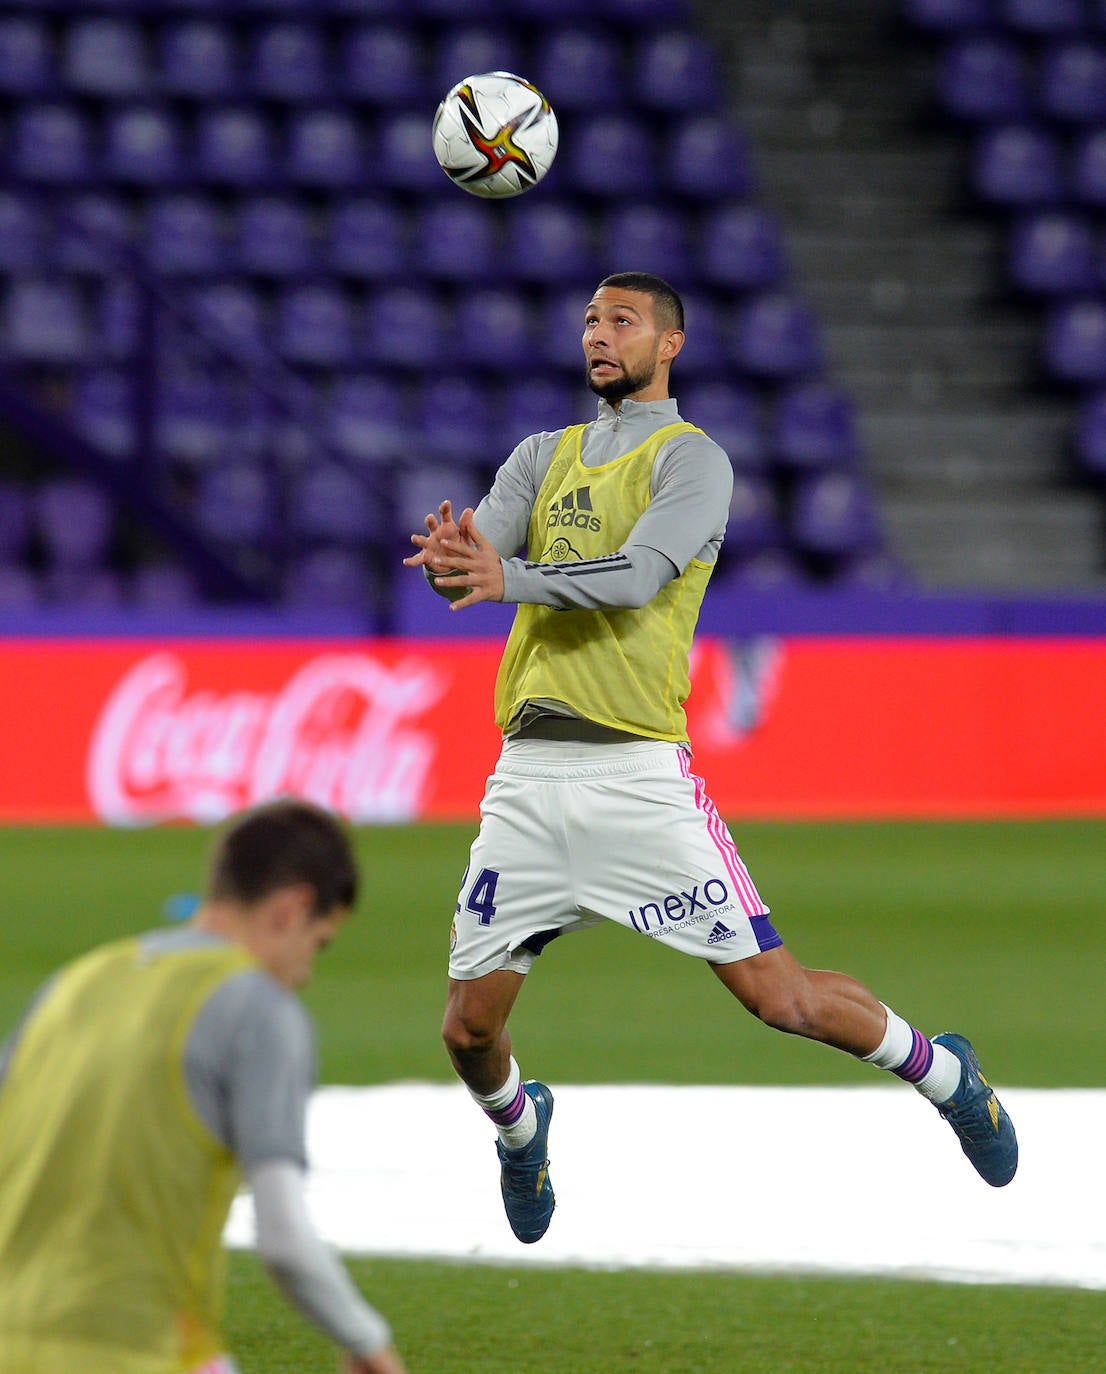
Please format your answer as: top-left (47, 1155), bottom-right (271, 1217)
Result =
top-left (404, 272), bottom-right (1018, 1246)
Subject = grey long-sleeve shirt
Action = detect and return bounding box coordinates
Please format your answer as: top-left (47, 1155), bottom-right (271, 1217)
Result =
top-left (478, 395), bottom-right (733, 610)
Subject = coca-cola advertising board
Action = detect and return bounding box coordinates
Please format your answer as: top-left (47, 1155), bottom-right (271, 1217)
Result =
top-left (1, 636), bottom-right (1104, 824)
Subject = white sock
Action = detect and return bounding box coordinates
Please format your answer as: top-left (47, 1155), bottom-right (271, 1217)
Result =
top-left (863, 1004), bottom-right (963, 1105)
top-left (468, 1057), bottom-right (538, 1150)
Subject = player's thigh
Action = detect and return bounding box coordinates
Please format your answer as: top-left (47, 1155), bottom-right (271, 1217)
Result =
top-left (449, 771), bottom-right (576, 980)
top-left (569, 753), bottom-right (776, 961)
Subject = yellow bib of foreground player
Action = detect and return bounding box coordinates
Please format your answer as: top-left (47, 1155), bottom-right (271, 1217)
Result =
top-left (496, 421), bottom-right (716, 741)
top-left (0, 938), bottom-right (256, 1374)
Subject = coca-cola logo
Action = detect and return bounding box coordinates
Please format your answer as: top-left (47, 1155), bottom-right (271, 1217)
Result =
top-left (87, 651), bottom-right (449, 825)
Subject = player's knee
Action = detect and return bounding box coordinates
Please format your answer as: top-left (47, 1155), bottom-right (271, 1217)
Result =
top-left (441, 1002), bottom-right (500, 1056)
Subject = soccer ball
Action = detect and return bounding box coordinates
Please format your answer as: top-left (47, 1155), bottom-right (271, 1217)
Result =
top-left (432, 71), bottom-right (558, 199)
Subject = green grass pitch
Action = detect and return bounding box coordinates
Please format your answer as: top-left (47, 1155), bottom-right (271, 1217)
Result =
top-left (1, 819), bottom-right (1103, 1372)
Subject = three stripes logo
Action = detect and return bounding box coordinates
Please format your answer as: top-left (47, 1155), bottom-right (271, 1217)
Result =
top-left (706, 920), bottom-right (737, 946)
top-left (546, 486), bottom-right (602, 533)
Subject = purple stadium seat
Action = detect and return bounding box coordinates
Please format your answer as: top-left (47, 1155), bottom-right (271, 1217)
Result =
top-left (159, 21), bottom-right (237, 99)
top-left (394, 464), bottom-right (487, 541)
top-left (1042, 297), bottom-right (1106, 383)
top-left (1039, 41), bottom-right (1106, 123)
top-left (0, 564), bottom-right (41, 611)
top-left (71, 370), bottom-right (135, 459)
top-left (457, 287), bottom-right (534, 371)
top-left (971, 123), bottom-right (1064, 206)
top-left (772, 382), bottom-right (859, 472)
top-left (0, 17), bottom-right (52, 94)
top-left (539, 290), bottom-right (589, 373)
top-left (361, 286), bottom-right (445, 368)
top-left (433, 29), bottom-right (523, 97)
top-left (195, 107), bottom-right (274, 186)
top-left (562, 116), bottom-right (658, 198)
top-left (62, 18), bottom-right (150, 98)
top-left (699, 204), bottom-right (788, 292)
top-left (678, 381), bottom-right (768, 474)
top-left (54, 195), bottom-right (133, 274)
top-left (284, 547), bottom-right (378, 612)
top-left (497, 0), bottom-right (594, 16)
top-left (1007, 211), bottom-right (1098, 294)
top-left (11, 105), bottom-right (92, 183)
top-left (36, 478), bottom-right (114, 570)
top-left (340, 24), bottom-right (425, 103)
top-left (47, 568), bottom-right (127, 609)
top-left (936, 35), bottom-right (1031, 121)
top-left (377, 112), bottom-right (447, 194)
top-left (195, 463), bottom-right (275, 546)
top-left (1073, 388), bottom-right (1106, 479)
top-left (414, 199), bottom-right (498, 282)
top-left (133, 563), bottom-right (200, 609)
top-left (156, 373), bottom-right (233, 466)
top-left (731, 293), bottom-right (824, 380)
top-left (635, 31), bottom-right (719, 113)
top-left (249, 22), bottom-right (327, 102)
top-left (724, 475), bottom-right (784, 557)
top-left (146, 195), bottom-right (226, 276)
top-left (96, 278), bottom-right (144, 362)
top-left (790, 471), bottom-right (881, 559)
top-left (235, 196), bottom-right (315, 276)
top-left (603, 0), bottom-right (691, 23)
top-left (997, 0), bottom-right (1091, 35)
top-left (672, 294), bottom-right (728, 378)
top-left (501, 202), bottom-right (594, 284)
top-left (416, 376), bottom-right (496, 460)
top-left (666, 115), bottom-right (756, 202)
top-left (3, 279), bottom-right (88, 363)
top-left (603, 204), bottom-right (692, 280)
top-left (718, 547), bottom-right (806, 590)
top-left (498, 377), bottom-right (585, 449)
top-left (103, 107), bottom-right (183, 185)
top-left (900, 0), bottom-right (991, 32)
top-left (285, 109), bottom-right (365, 188)
top-left (0, 192), bottom-right (44, 271)
top-left (191, 282), bottom-right (269, 359)
top-left (0, 482), bottom-right (32, 563)
top-left (535, 28), bottom-right (624, 111)
top-left (289, 465), bottom-right (380, 545)
top-left (417, 0), bottom-right (504, 19)
top-left (326, 376), bottom-right (406, 466)
top-left (1071, 128), bottom-right (1106, 208)
top-left (325, 198), bottom-right (407, 279)
top-left (276, 285), bottom-right (356, 368)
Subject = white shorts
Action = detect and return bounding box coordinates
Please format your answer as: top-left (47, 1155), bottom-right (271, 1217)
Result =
top-left (448, 738), bottom-right (780, 980)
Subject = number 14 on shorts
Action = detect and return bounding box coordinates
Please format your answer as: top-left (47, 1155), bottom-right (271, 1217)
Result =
top-left (457, 864), bottom-right (500, 925)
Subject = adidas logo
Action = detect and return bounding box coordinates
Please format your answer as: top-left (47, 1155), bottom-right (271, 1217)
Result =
top-left (707, 921), bottom-right (737, 945)
top-left (546, 486), bottom-right (601, 532)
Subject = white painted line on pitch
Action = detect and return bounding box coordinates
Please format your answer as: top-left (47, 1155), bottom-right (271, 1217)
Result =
top-left (225, 1084), bottom-right (1106, 1289)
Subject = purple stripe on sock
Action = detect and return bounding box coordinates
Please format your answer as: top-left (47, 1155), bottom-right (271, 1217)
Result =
top-left (484, 1083), bottom-right (527, 1127)
top-left (893, 1027), bottom-right (934, 1084)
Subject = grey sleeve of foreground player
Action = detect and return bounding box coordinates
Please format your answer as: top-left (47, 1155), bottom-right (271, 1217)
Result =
top-left (250, 1159), bottom-right (393, 1357)
top-left (184, 969), bottom-right (315, 1168)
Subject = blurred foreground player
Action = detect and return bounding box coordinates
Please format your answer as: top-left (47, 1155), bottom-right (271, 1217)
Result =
top-left (0, 799), bottom-right (407, 1374)
top-left (405, 271), bottom-right (1018, 1246)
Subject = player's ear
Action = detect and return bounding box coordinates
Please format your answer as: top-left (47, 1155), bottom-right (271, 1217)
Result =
top-left (268, 882), bottom-right (317, 929)
top-left (661, 329), bottom-right (684, 362)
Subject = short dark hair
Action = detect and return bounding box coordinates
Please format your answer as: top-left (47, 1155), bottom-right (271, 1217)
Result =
top-left (206, 799), bottom-right (358, 918)
top-left (595, 272), bottom-right (684, 332)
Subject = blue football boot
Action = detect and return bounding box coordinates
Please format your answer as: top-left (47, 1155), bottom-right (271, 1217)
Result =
top-left (496, 1080), bottom-right (555, 1243)
top-left (934, 1033), bottom-right (1018, 1187)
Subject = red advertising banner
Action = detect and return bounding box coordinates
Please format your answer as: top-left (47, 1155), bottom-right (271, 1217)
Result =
top-left (1, 636), bottom-right (1104, 823)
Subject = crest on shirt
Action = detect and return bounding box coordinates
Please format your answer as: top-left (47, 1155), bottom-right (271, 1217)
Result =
top-left (547, 536), bottom-right (582, 561)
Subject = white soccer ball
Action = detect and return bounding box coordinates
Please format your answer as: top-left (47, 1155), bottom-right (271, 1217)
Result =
top-left (431, 71), bottom-right (559, 199)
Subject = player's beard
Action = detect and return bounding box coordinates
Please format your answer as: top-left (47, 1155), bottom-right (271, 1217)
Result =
top-left (585, 348), bottom-right (659, 402)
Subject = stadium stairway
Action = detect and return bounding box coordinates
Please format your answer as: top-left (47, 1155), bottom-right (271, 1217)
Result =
top-left (695, 0), bottom-right (1106, 591)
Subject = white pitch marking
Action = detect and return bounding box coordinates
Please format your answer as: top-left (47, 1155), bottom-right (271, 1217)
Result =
top-left (225, 1084), bottom-right (1106, 1289)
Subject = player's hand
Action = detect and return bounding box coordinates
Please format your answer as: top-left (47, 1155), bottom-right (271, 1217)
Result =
top-left (343, 1344), bottom-right (407, 1374)
top-left (433, 509), bottom-right (505, 610)
top-left (402, 499), bottom-right (460, 570)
